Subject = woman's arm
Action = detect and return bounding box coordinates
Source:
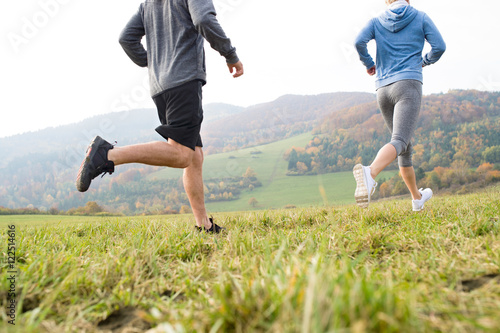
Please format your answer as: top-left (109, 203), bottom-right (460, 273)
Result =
top-left (422, 14), bottom-right (446, 67)
top-left (354, 19), bottom-right (376, 70)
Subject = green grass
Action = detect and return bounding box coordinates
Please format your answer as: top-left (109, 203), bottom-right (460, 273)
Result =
top-left (147, 132), bottom-right (397, 211)
top-left (0, 215), bottom-right (111, 228)
top-left (1, 185), bottom-right (499, 332)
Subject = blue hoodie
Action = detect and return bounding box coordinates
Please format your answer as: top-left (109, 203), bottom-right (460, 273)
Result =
top-left (354, 5), bottom-right (446, 89)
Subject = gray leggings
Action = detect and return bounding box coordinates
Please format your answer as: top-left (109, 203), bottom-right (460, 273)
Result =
top-left (377, 80), bottom-right (423, 167)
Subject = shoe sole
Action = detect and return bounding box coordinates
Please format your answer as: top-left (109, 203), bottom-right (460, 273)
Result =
top-left (353, 164), bottom-right (369, 208)
top-left (76, 136), bottom-right (101, 192)
top-left (413, 205), bottom-right (424, 212)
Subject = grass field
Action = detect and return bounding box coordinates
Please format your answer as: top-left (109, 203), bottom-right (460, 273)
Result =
top-left (1, 185), bottom-right (499, 332)
top-left (147, 132), bottom-right (398, 211)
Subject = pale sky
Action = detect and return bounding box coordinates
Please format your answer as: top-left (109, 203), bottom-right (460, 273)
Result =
top-left (1, 0), bottom-right (499, 138)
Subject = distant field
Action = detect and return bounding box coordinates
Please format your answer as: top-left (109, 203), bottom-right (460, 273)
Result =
top-left (206, 170), bottom-right (398, 212)
top-left (147, 132), bottom-right (315, 181)
top-left (147, 132), bottom-right (398, 212)
top-left (1, 185), bottom-right (499, 332)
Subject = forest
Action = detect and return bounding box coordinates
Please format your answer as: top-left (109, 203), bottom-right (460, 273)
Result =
top-left (0, 164), bottom-right (261, 215)
top-left (201, 92), bottom-right (375, 154)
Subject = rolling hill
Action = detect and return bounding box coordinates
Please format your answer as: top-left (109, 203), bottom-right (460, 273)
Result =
top-left (0, 90), bottom-right (498, 214)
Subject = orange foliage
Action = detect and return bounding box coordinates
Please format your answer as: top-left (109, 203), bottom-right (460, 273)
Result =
top-left (296, 162), bottom-right (308, 172)
top-left (433, 166), bottom-right (449, 177)
top-left (486, 170), bottom-right (500, 182)
top-left (379, 183), bottom-right (391, 198)
top-left (476, 163), bottom-right (494, 173)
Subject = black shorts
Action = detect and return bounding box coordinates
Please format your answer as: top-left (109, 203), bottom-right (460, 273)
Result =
top-left (153, 80), bottom-right (204, 151)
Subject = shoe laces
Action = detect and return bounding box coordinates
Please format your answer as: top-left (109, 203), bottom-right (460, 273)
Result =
top-left (99, 141), bottom-right (117, 178)
top-left (95, 161), bottom-right (114, 178)
top-left (101, 169), bottom-right (113, 178)
top-left (371, 181), bottom-right (378, 196)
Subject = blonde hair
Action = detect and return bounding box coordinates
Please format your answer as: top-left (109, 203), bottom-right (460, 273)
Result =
top-left (386, 0), bottom-right (409, 4)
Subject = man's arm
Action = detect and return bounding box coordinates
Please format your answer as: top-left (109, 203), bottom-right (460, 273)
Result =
top-left (119, 5), bottom-right (148, 68)
top-left (187, 0), bottom-right (240, 65)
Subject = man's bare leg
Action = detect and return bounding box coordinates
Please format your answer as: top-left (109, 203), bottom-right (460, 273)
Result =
top-left (108, 139), bottom-right (194, 168)
top-left (108, 139), bottom-right (212, 228)
top-left (183, 147), bottom-right (211, 229)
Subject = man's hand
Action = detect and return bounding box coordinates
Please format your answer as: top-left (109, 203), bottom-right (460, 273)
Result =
top-left (367, 66), bottom-right (376, 76)
top-left (228, 61), bottom-right (244, 78)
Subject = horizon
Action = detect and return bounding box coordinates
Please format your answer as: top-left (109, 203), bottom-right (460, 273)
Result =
top-left (0, 87), bottom-right (495, 139)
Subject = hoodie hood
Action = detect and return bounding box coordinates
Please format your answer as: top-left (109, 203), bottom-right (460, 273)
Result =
top-left (378, 5), bottom-right (418, 33)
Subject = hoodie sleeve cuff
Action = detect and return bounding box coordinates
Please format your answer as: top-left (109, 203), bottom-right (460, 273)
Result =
top-left (225, 51), bottom-right (240, 64)
top-left (422, 55), bottom-right (431, 66)
top-left (365, 61), bottom-right (375, 70)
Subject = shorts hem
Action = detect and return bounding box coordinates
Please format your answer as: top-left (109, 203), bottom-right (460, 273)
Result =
top-left (155, 126), bottom-right (202, 151)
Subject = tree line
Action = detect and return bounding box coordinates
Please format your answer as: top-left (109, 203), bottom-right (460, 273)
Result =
top-left (285, 90), bottom-right (500, 174)
top-left (284, 90), bottom-right (500, 194)
top-left (1, 90), bottom-right (498, 214)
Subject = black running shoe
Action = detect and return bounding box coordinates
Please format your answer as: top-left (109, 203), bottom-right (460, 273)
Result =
top-left (76, 136), bottom-right (115, 192)
top-left (195, 217), bottom-right (225, 234)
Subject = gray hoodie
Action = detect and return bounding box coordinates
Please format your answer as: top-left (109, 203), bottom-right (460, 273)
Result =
top-left (119, 0), bottom-right (239, 97)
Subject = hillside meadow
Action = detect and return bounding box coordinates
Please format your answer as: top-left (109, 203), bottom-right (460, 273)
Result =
top-left (0, 185), bottom-right (499, 332)
top-left (148, 132), bottom-right (398, 212)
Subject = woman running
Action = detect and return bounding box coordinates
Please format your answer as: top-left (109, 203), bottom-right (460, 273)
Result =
top-left (353, 0), bottom-right (446, 211)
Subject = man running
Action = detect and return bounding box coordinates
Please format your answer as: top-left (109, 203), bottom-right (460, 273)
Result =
top-left (76, 0), bottom-right (244, 232)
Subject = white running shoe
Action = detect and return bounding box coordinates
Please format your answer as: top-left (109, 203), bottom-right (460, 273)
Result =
top-left (353, 164), bottom-right (378, 208)
top-left (412, 188), bottom-right (433, 212)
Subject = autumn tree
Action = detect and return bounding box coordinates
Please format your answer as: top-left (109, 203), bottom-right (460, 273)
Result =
top-left (379, 183), bottom-right (391, 198)
top-left (85, 201), bottom-right (103, 214)
top-left (243, 167), bottom-right (257, 178)
top-left (296, 162), bottom-right (308, 173)
top-left (249, 197), bottom-right (258, 208)
top-left (180, 205), bottom-right (192, 214)
top-left (483, 146), bottom-right (500, 163)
